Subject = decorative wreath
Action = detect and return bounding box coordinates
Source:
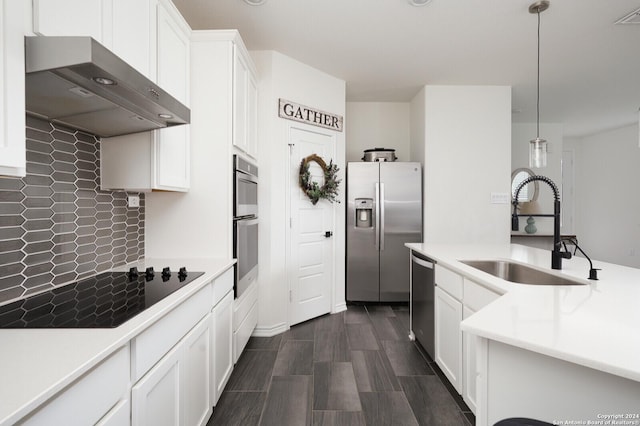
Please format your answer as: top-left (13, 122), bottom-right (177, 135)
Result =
top-left (299, 154), bottom-right (341, 205)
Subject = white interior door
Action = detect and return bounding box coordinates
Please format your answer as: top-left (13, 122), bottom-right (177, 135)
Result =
top-left (288, 125), bottom-right (335, 326)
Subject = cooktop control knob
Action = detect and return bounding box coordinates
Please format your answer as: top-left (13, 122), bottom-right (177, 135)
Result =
top-left (178, 267), bottom-right (188, 282)
top-left (145, 267), bottom-right (155, 281)
top-left (162, 267), bottom-right (171, 282)
top-left (128, 267), bottom-right (139, 280)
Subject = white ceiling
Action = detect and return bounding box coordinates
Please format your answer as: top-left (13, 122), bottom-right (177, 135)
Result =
top-left (172, 0), bottom-right (640, 138)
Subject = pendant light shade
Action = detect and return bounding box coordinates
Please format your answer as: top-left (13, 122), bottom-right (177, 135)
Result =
top-left (529, 137), bottom-right (547, 168)
top-left (528, 0), bottom-right (549, 168)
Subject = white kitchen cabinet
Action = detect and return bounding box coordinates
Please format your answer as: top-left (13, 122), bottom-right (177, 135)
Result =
top-left (156, 1), bottom-right (189, 106)
top-left (211, 269), bottom-right (234, 406)
top-left (462, 277), bottom-right (500, 414)
top-left (433, 264), bottom-right (502, 409)
top-left (132, 338), bottom-right (182, 426)
top-left (153, 0), bottom-right (191, 190)
top-left (462, 305), bottom-right (478, 413)
top-left (132, 314), bottom-right (212, 426)
top-left (232, 43), bottom-right (259, 159)
top-left (23, 346), bottom-right (130, 426)
top-left (246, 72), bottom-right (258, 158)
top-left (131, 283), bottom-right (212, 381)
top-left (95, 399), bottom-right (131, 426)
top-left (212, 289), bottom-right (234, 406)
top-left (31, 0), bottom-right (192, 192)
top-left (101, 0), bottom-right (191, 192)
top-left (233, 279), bottom-right (258, 363)
top-left (32, 0), bottom-right (111, 42)
top-left (232, 48), bottom-right (255, 156)
top-left (111, 0), bottom-right (156, 79)
top-left (33, 0), bottom-right (155, 79)
top-left (0, 0), bottom-right (27, 177)
top-left (196, 30), bottom-right (258, 160)
top-left (434, 285), bottom-right (463, 394)
top-left (183, 313), bottom-right (213, 426)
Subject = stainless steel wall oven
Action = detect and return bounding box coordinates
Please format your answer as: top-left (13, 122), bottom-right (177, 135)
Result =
top-left (233, 155), bottom-right (258, 299)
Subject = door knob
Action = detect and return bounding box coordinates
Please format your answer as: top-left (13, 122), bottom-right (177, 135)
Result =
top-left (325, 231), bottom-right (333, 238)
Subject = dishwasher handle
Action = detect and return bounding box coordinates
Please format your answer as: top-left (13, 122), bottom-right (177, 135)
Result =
top-left (411, 254), bottom-right (434, 269)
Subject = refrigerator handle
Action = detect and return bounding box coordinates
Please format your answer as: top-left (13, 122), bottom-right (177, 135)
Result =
top-left (375, 182), bottom-right (380, 250)
top-left (380, 182), bottom-right (385, 251)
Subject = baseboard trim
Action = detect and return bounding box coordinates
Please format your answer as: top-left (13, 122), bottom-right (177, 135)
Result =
top-left (332, 302), bottom-right (347, 314)
top-left (252, 322), bottom-right (288, 337)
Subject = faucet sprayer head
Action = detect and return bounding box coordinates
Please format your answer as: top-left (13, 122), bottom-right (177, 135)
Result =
top-left (511, 198), bottom-right (520, 231)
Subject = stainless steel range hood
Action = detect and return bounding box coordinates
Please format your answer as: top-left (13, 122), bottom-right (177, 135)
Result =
top-left (25, 36), bottom-right (190, 138)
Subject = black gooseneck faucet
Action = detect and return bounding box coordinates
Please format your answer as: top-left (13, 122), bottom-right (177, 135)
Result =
top-left (512, 175), bottom-right (571, 270)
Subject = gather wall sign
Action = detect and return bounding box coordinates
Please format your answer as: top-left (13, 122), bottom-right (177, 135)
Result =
top-left (278, 99), bottom-right (343, 132)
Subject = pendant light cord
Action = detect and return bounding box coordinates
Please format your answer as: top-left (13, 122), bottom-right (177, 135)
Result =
top-left (536, 10), bottom-right (541, 139)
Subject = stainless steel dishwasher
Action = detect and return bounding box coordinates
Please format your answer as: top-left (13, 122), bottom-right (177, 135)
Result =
top-left (411, 251), bottom-right (435, 359)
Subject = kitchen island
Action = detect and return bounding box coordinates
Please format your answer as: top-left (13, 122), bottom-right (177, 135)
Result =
top-left (407, 243), bottom-right (640, 426)
top-left (0, 258), bottom-right (235, 426)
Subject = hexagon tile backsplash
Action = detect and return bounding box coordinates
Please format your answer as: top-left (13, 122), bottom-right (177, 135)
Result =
top-left (0, 116), bottom-right (145, 305)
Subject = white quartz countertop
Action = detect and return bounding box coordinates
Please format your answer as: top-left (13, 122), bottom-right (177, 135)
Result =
top-left (406, 243), bottom-right (640, 382)
top-left (0, 257), bottom-right (235, 426)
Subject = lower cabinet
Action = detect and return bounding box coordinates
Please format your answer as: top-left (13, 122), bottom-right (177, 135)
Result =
top-left (434, 286), bottom-right (463, 393)
top-left (183, 315), bottom-right (213, 426)
top-left (17, 267), bottom-right (239, 425)
top-left (22, 346), bottom-right (130, 426)
top-left (132, 314), bottom-right (212, 426)
top-left (233, 281), bottom-right (258, 363)
top-left (462, 277), bottom-right (501, 413)
top-left (434, 264), bottom-right (502, 415)
top-left (462, 306), bottom-right (478, 413)
top-left (95, 399), bottom-right (131, 426)
top-left (212, 290), bottom-right (234, 406)
top-left (132, 339), bottom-right (182, 426)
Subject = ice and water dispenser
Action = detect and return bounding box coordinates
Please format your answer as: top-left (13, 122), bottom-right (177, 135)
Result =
top-left (354, 198), bottom-right (373, 228)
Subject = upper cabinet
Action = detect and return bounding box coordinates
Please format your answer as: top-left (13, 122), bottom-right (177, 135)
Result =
top-left (32, 0), bottom-right (110, 42)
top-left (233, 43), bottom-right (258, 159)
top-left (0, 0), bottom-right (27, 177)
top-left (101, 0), bottom-right (191, 192)
top-left (32, 0), bottom-right (155, 79)
top-left (32, 0), bottom-right (192, 192)
top-left (152, 1), bottom-right (190, 190)
top-left (191, 30), bottom-right (258, 160)
top-left (111, 0), bottom-right (156, 80)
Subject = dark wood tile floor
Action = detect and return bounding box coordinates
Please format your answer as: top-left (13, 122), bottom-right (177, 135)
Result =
top-left (207, 304), bottom-right (474, 426)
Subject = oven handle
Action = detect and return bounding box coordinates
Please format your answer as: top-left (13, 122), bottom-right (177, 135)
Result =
top-left (235, 170), bottom-right (259, 185)
top-left (234, 217), bottom-right (259, 225)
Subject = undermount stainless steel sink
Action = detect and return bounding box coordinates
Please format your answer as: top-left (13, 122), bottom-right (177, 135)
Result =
top-left (459, 260), bottom-right (587, 286)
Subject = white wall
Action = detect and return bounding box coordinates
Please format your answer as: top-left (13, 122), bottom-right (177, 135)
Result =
top-left (568, 124), bottom-right (640, 268)
top-left (511, 123), bottom-right (564, 235)
top-left (419, 85), bottom-right (512, 244)
top-left (345, 102), bottom-right (410, 162)
top-left (251, 50), bottom-right (346, 335)
top-left (409, 87), bottom-right (426, 165)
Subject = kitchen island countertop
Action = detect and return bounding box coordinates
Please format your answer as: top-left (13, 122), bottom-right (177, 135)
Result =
top-left (0, 257), bottom-right (235, 426)
top-left (406, 243), bottom-right (640, 383)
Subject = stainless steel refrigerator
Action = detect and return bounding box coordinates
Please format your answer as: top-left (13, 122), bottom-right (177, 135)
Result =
top-left (346, 162), bottom-right (422, 302)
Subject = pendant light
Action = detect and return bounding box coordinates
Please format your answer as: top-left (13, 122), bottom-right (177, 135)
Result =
top-left (529, 0), bottom-right (550, 169)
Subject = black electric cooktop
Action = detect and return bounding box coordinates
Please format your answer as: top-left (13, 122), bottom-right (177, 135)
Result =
top-left (0, 267), bottom-right (204, 329)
